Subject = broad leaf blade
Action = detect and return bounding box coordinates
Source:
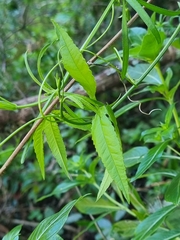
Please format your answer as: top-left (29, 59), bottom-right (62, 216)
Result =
top-left (76, 197), bottom-right (119, 215)
top-left (2, 225), bottom-right (22, 240)
top-left (132, 141), bottom-right (169, 181)
top-left (91, 106), bottom-right (129, 202)
top-left (97, 169), bottom-right (113, 201)
top-left (44, 117), bottom-right (69, 177)
top-left (33, 121), bottom-right (45, 179)
top-left (52, 20), bottom-right (96, 99)
top-left (28, 199), bottom-right (78, 240)
top-left (134, 204), bottom-right (177, 240)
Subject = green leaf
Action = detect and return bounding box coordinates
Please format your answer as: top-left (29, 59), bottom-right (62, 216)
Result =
top-left (138, 31), bottom-right (165, 61)
top-left (97, 169), bottom-right (113, 201)
top-left (122, 0), bottom-right (129, 78)
top-left (129, 27), bottom-right (146, 47)
top-left (44, 117), bottom-right (69, 177)
top-left (165, 172), bottom-right (180, 204)
top-left (0, 96), bottom-right (17, 110)
top-left (113, 220), bottom-right (139, 238)
top-left (33, 121), bottom-right (45, 179)
top-left (64, 93), bottom-right (101, 112)
top-left (128, 64), bottom-right (162, 85)
top-left (126, 0), bottom-right (161, 43)
top-left (124, 146), bottom-right (149, 167)
top-left (134, 204), bottom-right (177, 240)
top-left (129, 183), bottom-right (148, 220)
top-left (146, 229), bottom-right (180, 240)
top-left (2, 225), bottom-right (22, 240)
top-left (91, 106), bottom-right (129, 202)
top-left (24, 52), bottom-right (50, 93)
top-left (52, 20), bottom-right (96, 99)
top-left (137, 0), bottom-right (180, 16)
top-left (75, 197), bottom-right (120, 215)
top-left (28, 199), bottom-right (78, 240)
top-left (37, 180), bottom-right (82, 201)
top-left (132, 141), bottom-right (169, 181)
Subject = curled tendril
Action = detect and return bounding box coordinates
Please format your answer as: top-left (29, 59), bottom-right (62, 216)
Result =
top-left (121, 80), bottom-right (162, 115)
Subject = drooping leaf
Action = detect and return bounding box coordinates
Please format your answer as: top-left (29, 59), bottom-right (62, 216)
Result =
top-left (0, 96), bottom-right (17, 110)
top-left (44, 117), bottom-right (69, 177)
top-left (2, 225), bottom-right (22, 240)
top-left (129, 183), bottom-right (148, 220)
top-left (137, 0), bottom-right (180, 16)
top-left (132, 141), bottom-right (169, 181)
top-left (124, 146), bottom-right (149, 168)
top-left (113, 220), bottom-right (139, 238)
top-left (126, 0), bottom-right (161, 43)
top-left (97, 169), bottom-right (113, 201)
top-left (52, 20), bottom-right (96, 99)
top-left (33, 121), bottom-right (45, 179)
top-left (64, 93), bottom-right (101, 112)
top-left (75, 197), bottom-right (120, 215)
top-left (146, 229), bottom-right (180, 240)
top-left (91, 106), bottom-right (129, 202)
top-left (165, 172), bottom-right (180, 204)
top-left (28, 199), bottom-right (78, 240)
top-left (37, 180), bottom-right (82, 201)
top-left (134, 204), bottom-right (177, 240)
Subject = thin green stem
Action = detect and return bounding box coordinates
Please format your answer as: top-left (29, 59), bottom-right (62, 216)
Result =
top-left (86, 4), bottom-right (115, 49)
top-left (80, 0), bottom-right (115, 51)
top-left (112, 23), bottom-right (180, 110)
top-left (93, 183), bottom-right (136, 217)
top-left (0, 117), bottom-right (39, 147)
top-left (172, 107), bottom-right (180, 136)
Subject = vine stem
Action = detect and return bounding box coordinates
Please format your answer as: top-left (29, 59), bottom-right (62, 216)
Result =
top-left (0, 0), bottom-right (153, 175)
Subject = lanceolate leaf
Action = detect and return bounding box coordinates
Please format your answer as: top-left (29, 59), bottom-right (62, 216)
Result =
top-left (134, 204), bottom-right (177, 240)
top-left (52, 20), bottom-right (96, 99)
top-left (146, 230), bottom-right (180, 240)
top-left (132, 141), bottom-right (169, 181)
top-left (44, 117), bottom-right (69, 177)
top-left (28, 199), bottom-right (78, 240)
top-left (137, 0), bottom-right (180, 16)
top-left (33, 121), bottom-right (45, 179)
top-left (76, 197), bottom-right (120, 215)
top-left (165, 172), bottom-right (180, 204)
top-left (97, 169), bottom-right (113, 201)
top-left (122, 0), bottom-right (129, 78)
top-left (126, 0), bottom-right (161, 43)
top-left (2, 225), bottom-right (22, 240)
top-left (91, 106), bottom-right (129, 202)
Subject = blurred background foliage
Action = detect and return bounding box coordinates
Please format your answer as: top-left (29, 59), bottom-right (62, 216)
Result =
top-left (0, 0), bottom-right (180, 239)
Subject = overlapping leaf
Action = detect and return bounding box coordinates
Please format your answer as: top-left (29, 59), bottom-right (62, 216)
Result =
top-left (91, 106), bottom-right (129, 202)
top-left (134, 204), bottom-right (177, 240)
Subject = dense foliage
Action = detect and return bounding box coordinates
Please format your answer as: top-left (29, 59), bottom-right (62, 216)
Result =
top-left (0, 0), bottom-right (180, 239)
